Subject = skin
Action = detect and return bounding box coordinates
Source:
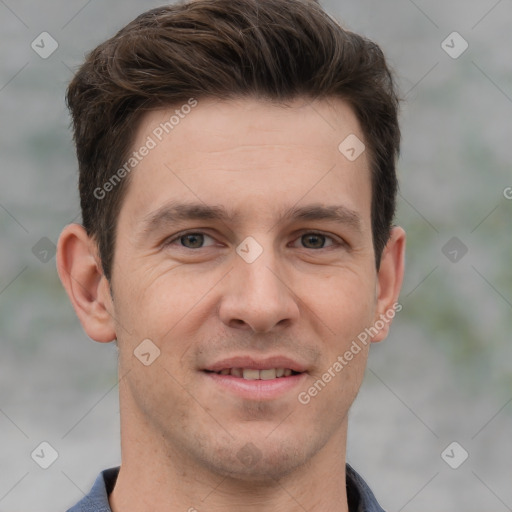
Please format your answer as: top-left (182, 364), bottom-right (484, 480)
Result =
top-left (57, 97), bottom-right (405, 512)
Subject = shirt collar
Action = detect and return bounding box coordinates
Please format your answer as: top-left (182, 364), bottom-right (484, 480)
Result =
top-left (346, 463), bottom-right (386, 512)
top-left (66, 466), bottom-right (118, 512)
top-left (67, 464), bottom-right (385, 512)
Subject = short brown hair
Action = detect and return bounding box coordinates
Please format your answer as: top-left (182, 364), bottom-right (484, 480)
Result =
top-left (66, 0), bottom-right (400, 282)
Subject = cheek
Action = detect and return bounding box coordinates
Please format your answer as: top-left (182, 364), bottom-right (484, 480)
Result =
top-left (113, 264), bottom-right (209, 339)
top-left (301, 270), bottom-right (376, 337)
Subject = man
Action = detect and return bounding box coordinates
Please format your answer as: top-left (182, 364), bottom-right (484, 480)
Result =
top-left (58, 0), bottom-right (405, 510)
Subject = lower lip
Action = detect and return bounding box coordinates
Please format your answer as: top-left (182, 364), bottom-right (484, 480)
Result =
top-left (202, 371), bottom-right (307, 400)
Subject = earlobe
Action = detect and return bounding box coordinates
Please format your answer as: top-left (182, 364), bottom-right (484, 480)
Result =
top-left (56, 223), bottom-right (117, 343)
top-left (371, 226), bottom-right (406, 343)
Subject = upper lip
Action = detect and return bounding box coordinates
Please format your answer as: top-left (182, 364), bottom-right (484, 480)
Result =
top-left (203, 355), bottom-right (308, 373)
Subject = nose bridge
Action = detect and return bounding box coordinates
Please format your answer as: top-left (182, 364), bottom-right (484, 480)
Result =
top-left (237, 236), bottom-right (284, 302)
top-left (241, 250), bottom-right (281, 300)
top-left (218, 237), bottom-right (299, 332)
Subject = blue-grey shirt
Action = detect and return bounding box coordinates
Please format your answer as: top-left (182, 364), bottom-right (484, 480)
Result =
top-left (66, 464), bottom-right (385, 511)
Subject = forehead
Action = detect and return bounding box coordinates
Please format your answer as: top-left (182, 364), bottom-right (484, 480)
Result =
top-left (135, 96), bottom-right (363, 152)
top-left (118, 97), bottom-right (372, 229)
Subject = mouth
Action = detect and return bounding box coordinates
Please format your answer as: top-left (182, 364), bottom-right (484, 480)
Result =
top-left (203, 367), bottom-right (302, 380)
top-left (201, 356), bottom-right (308, 400)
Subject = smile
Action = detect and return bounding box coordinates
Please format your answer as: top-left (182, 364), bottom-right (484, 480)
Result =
top-left (205, 367), bottom-right (300, 379)
top-left (202, 369), bottom-right (307, 401)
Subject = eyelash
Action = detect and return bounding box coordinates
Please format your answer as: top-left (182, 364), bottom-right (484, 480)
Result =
top-left (162, 230), bottom-right (345, 250)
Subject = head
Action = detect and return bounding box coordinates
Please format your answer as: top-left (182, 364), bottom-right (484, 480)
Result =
top-left (58, 0), bottom-right (405, 484)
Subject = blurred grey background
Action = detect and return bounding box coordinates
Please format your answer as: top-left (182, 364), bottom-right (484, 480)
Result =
top-left (0, 0), bottom-right (511, 510)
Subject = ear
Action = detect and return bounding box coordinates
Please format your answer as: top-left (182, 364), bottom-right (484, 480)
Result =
top-left (371, 226), bottom-right (406, 343)
top-left (56, 223), bottom-right (116, 343)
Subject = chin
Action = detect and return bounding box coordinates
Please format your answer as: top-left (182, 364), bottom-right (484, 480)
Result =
top-left (204, 437), bottom-right (314, 483)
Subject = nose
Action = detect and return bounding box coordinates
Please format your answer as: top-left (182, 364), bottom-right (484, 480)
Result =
top-left (218, 249), bottom-right (300, 333)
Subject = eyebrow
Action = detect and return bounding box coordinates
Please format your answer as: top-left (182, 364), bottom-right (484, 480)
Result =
top-left (138, 200), bottom-right (362, 238)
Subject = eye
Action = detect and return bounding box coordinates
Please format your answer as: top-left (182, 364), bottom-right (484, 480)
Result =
top-left (164, 231), bottom-right (217, 249)
top-left (163, 230), bottom-right (343, 251)
top-left (291, 232), bottom-right (339, 250)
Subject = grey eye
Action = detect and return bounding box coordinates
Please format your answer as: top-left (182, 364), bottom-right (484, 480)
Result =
top-left (300, 233), bottom-right (331, 249)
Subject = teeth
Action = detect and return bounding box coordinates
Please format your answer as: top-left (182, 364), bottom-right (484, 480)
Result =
top-left (231, 367), bottom-right (243, 377)
top-left (216, 367), bottom-right (297, 379)
top-left (242, 368), bottom-right (260, 380)
top-left (260, 368), bottom-right (277, 380)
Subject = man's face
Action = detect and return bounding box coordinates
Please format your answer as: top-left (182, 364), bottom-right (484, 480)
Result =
top-left (108, 97), bottom-right (391, 480)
